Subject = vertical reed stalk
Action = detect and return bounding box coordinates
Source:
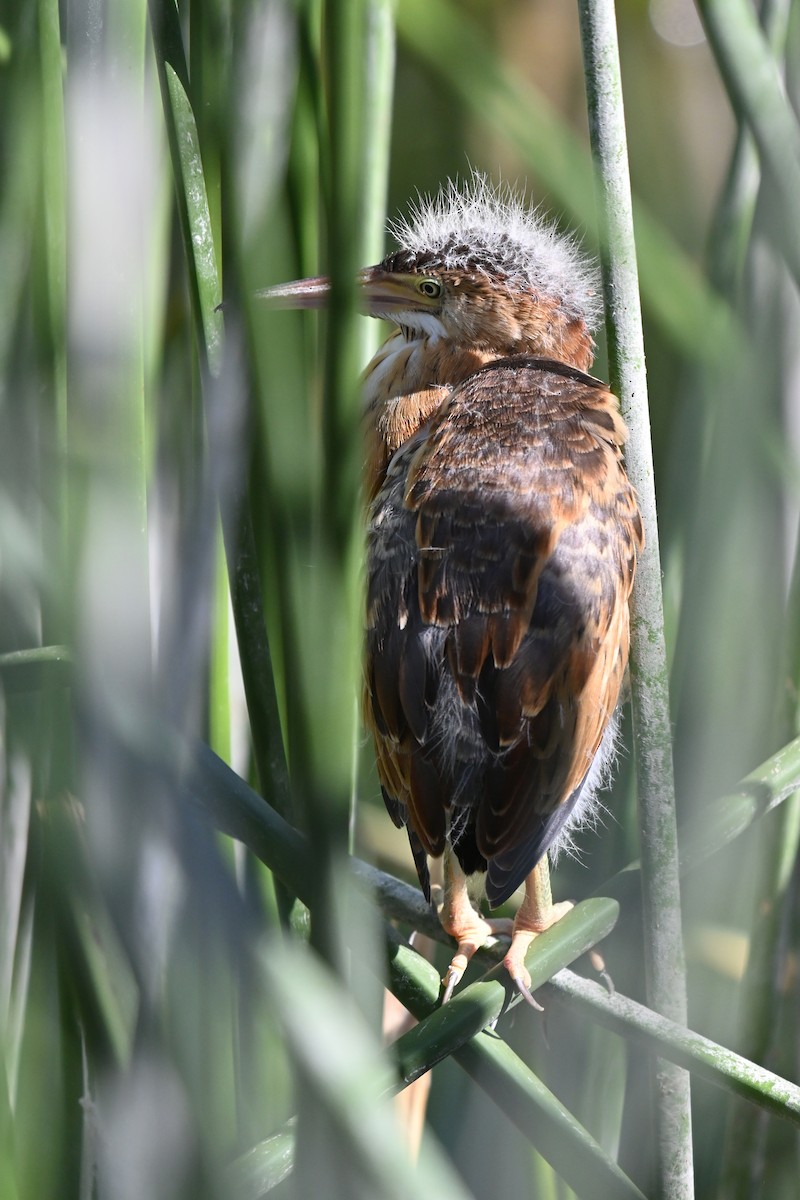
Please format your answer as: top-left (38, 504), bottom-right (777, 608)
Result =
top-left (577, 3), bottom-right (693, 1197)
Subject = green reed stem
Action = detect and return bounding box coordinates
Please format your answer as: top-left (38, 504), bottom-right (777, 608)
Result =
top-left (578, 5), bottom-right (692, 1195)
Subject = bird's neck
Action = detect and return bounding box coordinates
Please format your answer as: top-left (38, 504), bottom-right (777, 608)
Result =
top-left (362, 330), bottom-right (497, 500)
top-left (362, 323), bottom-right (595, 499)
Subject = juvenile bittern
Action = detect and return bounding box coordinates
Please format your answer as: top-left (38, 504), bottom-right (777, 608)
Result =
top-left (264, 177), bottom-right (643, 1004)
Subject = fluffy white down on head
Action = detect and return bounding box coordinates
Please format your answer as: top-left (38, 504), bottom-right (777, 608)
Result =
top-left (388, 173), bottom-right (601, 331)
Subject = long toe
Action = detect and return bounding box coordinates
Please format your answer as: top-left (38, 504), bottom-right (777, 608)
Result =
top-left (502, 934), bottom-right (543, 1008)
top-left (440, 916), bottom-right (514, 1002)
top-left (502, 898), bottom-right (575, 1008)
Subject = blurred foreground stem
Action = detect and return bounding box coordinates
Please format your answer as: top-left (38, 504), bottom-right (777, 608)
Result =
top-left (697, 0), bottom-right (800, 289)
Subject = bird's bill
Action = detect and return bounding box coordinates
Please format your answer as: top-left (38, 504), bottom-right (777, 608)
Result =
top-left (254, 275), bottom-right (332, 309)
top-left (255, 268), bottom-right (440, 316)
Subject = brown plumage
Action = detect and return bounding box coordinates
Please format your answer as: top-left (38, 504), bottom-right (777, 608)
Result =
top-left (261, 176), bottom-right (643, 1002)
top-left (365, 354), bottom-right (641, 993)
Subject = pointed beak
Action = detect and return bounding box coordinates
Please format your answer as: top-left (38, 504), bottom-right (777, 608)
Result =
top-left (255, 267), bottom-right (440, 317)
top-left (254, 275), bottom-right (332, 309)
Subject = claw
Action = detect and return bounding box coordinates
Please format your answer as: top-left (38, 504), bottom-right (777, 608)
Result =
top-left (441, 965), bottom-right (462, 1004)
top-left (589, 948), bottom-right (615, 995)
top-left (513, 976), bottom-right (544, 1011)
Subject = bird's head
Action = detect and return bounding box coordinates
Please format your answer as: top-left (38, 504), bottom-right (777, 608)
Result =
top-left (258, 175), bottom-right (600, 372)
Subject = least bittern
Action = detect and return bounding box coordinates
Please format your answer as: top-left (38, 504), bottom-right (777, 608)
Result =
top-left (262, 177), bottom-right (643, 1004)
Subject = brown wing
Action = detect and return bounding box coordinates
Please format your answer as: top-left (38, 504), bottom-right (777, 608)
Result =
top-left (364, 357), bottom-right (643, 906)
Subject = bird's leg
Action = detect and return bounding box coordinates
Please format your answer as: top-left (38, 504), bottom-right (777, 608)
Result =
top-left (439, 846), bottom-right (513, 1002)
top-left (503, 858), bottom-right (573, 1007)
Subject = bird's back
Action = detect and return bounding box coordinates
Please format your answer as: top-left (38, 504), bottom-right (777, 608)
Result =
top-left (364, 356), bottom-right (643, 906)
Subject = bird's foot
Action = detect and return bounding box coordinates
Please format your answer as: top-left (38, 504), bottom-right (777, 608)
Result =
top-left (503, 899), bottom-right (574, 1009)
top-left (441, 915), bottom-right (514, 1003)
top-left (589, 947), bottom-right (615, 995)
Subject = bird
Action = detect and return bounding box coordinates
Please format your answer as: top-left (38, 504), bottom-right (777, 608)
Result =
top-left (260, 175), bottom-right (643, 1004)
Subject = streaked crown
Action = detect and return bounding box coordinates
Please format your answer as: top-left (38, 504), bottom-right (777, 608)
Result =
top-left (384, 173), bottom-right (601, 333)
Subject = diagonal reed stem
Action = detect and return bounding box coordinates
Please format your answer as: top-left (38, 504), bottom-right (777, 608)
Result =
top-left (185, 738), bottom-right (800, 1127)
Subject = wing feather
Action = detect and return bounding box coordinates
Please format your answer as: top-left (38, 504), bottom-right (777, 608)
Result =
top-left (364, 356), bottom-right (642, 905)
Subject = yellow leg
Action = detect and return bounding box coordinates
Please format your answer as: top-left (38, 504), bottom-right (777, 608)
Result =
top-left (439, 847), bottom-right (513, 1002)
top-left (502, 858), bottom-right (573, 1005)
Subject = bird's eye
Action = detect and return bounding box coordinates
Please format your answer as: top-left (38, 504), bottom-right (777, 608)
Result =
top-left (417, 278), bottom-right (442, 299)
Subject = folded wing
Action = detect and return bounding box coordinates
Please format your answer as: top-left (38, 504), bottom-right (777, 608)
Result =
top-left (364, 356), bottom-right (642, 906)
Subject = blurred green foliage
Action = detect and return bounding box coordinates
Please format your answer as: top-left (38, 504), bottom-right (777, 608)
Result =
top-left (1, 1), bottom-right (800, 1198)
